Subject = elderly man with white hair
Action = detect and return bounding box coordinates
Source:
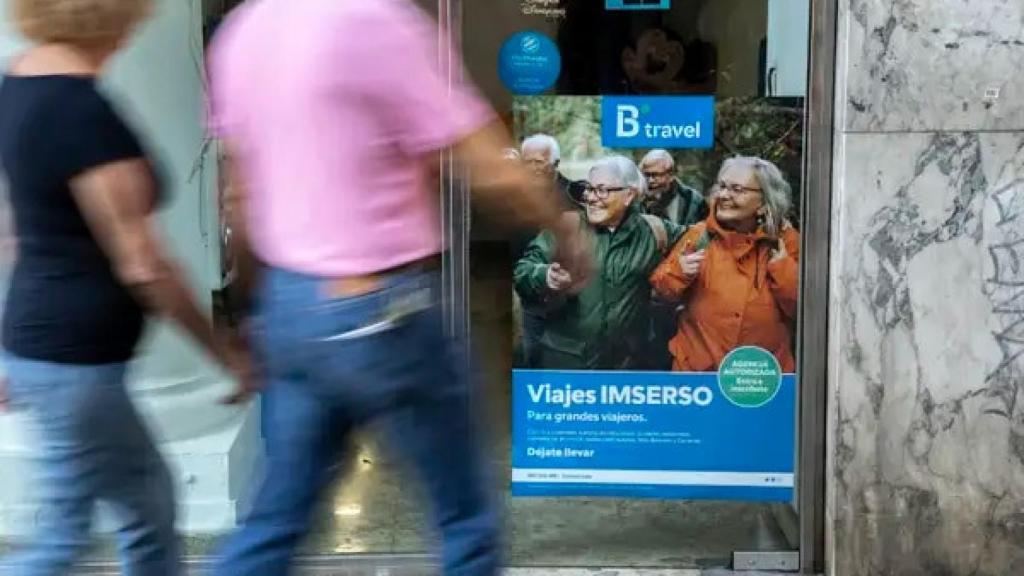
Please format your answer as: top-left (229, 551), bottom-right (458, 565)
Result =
top-left (520, 134), bottom-right (576, 205)
top-left (514, 155), bottom-right (684, 370)
top-left (638, 150), bottom-right (708, 369)
top-left (515, 134), bottom-right (579, 367)
top-left (640, 149), bottom-right (708, 226)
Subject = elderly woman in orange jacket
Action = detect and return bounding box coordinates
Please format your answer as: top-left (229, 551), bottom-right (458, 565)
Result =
top-left (650, 156), bottom-right (800, 373)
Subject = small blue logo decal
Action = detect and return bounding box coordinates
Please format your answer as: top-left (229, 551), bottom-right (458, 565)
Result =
top-left (498, 31), bottom-right (561, 95)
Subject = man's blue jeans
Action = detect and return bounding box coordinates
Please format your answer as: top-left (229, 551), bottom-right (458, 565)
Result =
top-left (0, 356), bottom-right (180, 576)
top-left (217, 266), bottom-right (500, 575)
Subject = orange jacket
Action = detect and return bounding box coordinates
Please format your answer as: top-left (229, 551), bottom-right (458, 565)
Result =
top-left (649, 212), bottom-right (800, 373)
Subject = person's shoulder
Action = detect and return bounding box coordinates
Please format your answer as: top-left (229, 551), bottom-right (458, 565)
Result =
top-left (208, 2), bottom-right (260, 63)
top-left (683, 220), bottom-right (707, 240)
top-left (0, 78), bottom-right (113, 156)
top-left (364, 0), bottom-right (433, 21)
top-left (53, 80), bottom-right (121, 128)
top-left (675, 179), bottom-right (704, 200)
top-left (335, 0), bottom-right (429, 28)
top-left (661, 220), bottom-right (705, 252)
top-left (2, 75), bottom-right (99, 104)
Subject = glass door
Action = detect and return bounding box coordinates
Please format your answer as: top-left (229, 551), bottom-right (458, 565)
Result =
top-left (457, 0), bottom-right (822, 569)
top-left (0, 0), bottom-right (831, 571)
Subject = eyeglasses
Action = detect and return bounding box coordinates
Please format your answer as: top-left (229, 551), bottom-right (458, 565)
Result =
top-left (582, 184), bottom-right (630, 200)
top-left (714, 181), bottom-right (762, 196)
top-left (643, 169), bottom-right (674, 179)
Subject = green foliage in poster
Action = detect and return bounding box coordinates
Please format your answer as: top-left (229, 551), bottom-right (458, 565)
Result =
top-left (513, 96), bottom-right (805, 223)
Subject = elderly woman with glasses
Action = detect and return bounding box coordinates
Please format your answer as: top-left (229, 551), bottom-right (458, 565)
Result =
top-left (515, 155), bottom-right (684, 370)
top-left (650, 156), bottom-right (800, 372)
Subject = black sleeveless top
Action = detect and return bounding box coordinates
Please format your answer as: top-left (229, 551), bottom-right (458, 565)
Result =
top-left (0, 75), bottom-right (158, 364)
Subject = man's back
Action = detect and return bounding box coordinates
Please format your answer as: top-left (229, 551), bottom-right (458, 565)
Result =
top-left (208, 0), bottom-right (492, 276)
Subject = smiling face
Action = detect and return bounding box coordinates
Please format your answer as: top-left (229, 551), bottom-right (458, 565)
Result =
top-left (713, 163), bottom-right (764, 232)
top-left (584, 165), bottom-right (637, 229)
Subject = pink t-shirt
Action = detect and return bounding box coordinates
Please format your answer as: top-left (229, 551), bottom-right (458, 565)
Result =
top-left (207, 0), bottom-right (493, 276)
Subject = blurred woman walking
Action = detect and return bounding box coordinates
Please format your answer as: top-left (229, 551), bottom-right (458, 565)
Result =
top-left (0, 1), bottom-right (251, 574)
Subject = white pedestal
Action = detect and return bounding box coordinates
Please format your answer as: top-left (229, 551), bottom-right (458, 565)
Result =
top-left (0, 399), bottom-right (261, 538)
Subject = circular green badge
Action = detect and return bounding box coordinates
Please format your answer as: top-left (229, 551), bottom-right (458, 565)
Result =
top-left (717, 346), bottom-right (782, 408)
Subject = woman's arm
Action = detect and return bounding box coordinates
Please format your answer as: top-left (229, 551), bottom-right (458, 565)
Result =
top-left (650, 230), bottom-right (702, 302)
top-left (70, 159), bottom-right (254, 403)
top-left (766, 227), bottom-right (801, 320)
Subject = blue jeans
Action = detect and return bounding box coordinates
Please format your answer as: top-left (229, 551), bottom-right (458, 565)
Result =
top-left (1, 356), bottom-right (179, 576)
top-left (216, 267), bottom-right (500, 575)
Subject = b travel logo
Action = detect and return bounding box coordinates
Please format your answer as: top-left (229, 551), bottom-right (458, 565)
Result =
top-left (601, 96), bottom-right (715, 149)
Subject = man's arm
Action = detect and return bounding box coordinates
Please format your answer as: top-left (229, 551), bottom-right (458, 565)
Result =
top-left (514, 231), bottom-right (556, 303)
top-left (453, 122), bottom-right (593, 287)
top-left (454, 122), bottom-right (560, 232)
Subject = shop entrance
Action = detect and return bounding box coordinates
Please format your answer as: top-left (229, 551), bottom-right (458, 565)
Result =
top-left (0, 0), bottom-right (833, 572)
top-left (198, 0), bottom-right (833, 571)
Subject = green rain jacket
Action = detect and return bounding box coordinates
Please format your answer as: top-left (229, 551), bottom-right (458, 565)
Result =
top-left (514, 207), bottom-right (684, 370)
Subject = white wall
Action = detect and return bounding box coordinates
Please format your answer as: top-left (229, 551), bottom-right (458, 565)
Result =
top-left (0, 1), bottom-right (24, 63)
top-left (103, 0), bottom-right (223, 386)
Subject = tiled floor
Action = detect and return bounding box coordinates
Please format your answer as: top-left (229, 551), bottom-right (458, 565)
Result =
top-left (295, 435), bottom-right (792, 567)
top-left (70, 562), bottom-right (794, 576)
top-left (0, 429), bottom-right (792, 571)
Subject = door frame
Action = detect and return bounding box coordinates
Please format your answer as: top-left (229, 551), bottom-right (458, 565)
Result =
top-left (438, 1), bottom-right (838, 573)
top-left (796, 0), bottom-right (837, 572)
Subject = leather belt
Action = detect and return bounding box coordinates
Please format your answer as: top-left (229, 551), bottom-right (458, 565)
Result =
top-left (322, 254), bottom-right (440, 298)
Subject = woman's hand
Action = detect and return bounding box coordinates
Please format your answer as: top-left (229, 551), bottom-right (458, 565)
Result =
top-left (770, 237), bottom-right (788, 263)
top-left (679, 250), bottom-right (706, 278)
top-left (216, 331), bottom-right (260, 405)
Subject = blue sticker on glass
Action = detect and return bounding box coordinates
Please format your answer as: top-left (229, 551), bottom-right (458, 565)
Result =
top-left (601, 96), bottom-right (715, 149)
top-left (606, 0), bottom-right (671, 10)
top-left (498, 31), bottom-right (561, 95)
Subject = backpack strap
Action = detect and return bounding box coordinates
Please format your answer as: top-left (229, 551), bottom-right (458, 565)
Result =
top-left (694, 223), bottom-right (712, 252)
top-left (641, 214), bottom-right (669, 254)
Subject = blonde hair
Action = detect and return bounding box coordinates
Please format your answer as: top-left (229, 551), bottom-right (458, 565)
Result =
top-left (12, 0), bottom-right (153, 49)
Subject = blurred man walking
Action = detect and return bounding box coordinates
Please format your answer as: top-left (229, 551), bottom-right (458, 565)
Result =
top-left (207, 0), bottom-right (591, 574)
